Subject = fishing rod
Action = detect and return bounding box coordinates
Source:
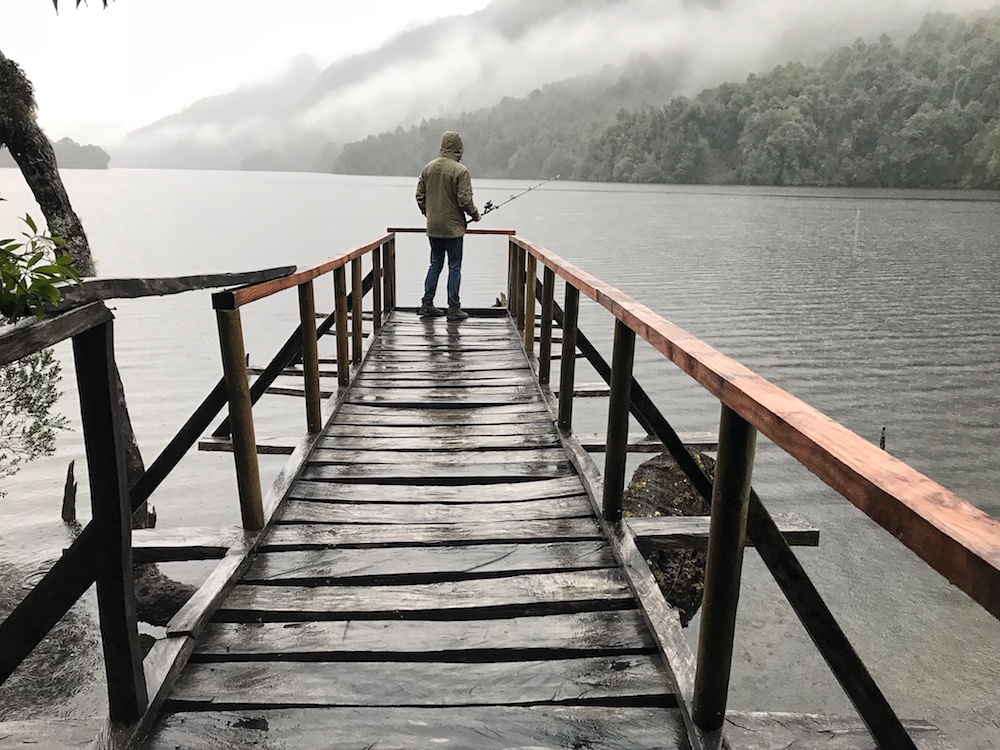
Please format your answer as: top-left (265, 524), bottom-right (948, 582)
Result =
top-left (481, 175), bottom-right (559, 216)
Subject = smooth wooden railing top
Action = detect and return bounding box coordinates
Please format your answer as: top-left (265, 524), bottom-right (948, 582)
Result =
top-left (212, 234), bottom-right (392, 310)
top-left (501, 234), bottom-right (1000, 621)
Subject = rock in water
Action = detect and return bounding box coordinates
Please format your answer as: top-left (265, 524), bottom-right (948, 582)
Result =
top-left (623, 450), bottom-right (715, 626)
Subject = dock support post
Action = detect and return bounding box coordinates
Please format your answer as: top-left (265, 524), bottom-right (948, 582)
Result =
top-left (524, 254), bottom-right (537, 354)
top-left (372, 244), bottom-right (383, 333)
top-left (507, 240), bottom-right (517, 316)
top-left (334, 265), bottom-right (350, 386)
top-left (385, 236), bottom-right (397, 311)
top-left (297, 280), bottom-right (322, 433)
top-left (514, 244), bottom-right (526, 332)
top-left (693, 404), bottom-right (757, 729)
top-left (557, 283), bottom-right (579, 432)
top-left (602, 319), bottom-right (635, 522)
top-left (73, 321), bottom-right (148, 720)
top-left (215, 308), bottom-right (265, 530)
top-left (351, 257), bottom-right (364, 363)
top-left (538, 265), bottom-right (555, 384)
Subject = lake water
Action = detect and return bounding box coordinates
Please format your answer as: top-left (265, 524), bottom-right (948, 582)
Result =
top-left (0, 169), bottom-right (998, 747)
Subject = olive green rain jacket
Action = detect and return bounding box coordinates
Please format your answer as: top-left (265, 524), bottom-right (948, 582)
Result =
top-left (416, 131), bottom-right (480, 238)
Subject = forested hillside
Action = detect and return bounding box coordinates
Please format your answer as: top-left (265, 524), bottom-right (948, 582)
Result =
top-left (337, 10), bottom-right (1000, 189)
top-left (333, 59), bottom-right (681, 179)
top-left (581, 11), bottom-right (1000, 187)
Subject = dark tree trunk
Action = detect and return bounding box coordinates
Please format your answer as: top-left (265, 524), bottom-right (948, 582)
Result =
top-left (0, 51), bottom-right (96, 276)
top-left (1, 48), bottom-right (151, 526)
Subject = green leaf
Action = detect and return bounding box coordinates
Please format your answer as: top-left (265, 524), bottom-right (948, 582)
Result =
top-left (23, 215), bottom-right (37, 234)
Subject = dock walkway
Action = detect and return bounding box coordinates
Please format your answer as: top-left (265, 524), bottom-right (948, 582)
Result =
top-left (143, 311), bottom-right (686, 749)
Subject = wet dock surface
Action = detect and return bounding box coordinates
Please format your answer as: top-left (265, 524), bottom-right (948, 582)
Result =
top-left (142, 312), bottom-right (685, 749)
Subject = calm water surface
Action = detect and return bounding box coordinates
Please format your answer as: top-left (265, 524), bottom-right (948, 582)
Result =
top-left (0, 170), bottom-right (997, 746)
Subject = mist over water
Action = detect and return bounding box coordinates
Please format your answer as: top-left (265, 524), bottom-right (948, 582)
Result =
top-left (113, 0), bottom-right (1000, 168)
top-left (0, 170), bottom-right (998, 747)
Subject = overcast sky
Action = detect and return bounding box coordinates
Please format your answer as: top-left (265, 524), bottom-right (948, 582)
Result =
top-left (1, 0), bottom-right (492, 143)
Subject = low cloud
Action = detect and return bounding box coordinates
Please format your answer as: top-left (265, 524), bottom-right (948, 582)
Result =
top-left (114, 0), bottom-right (999, 169)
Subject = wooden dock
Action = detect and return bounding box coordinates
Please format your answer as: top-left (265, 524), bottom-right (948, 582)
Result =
top-left (1, 229), bottom-right (993, 749)
top-left (143, 311), bottom-right (685, 749)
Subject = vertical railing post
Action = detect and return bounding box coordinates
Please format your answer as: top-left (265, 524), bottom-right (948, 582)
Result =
top-left (524, 254), bottom-right (537, 354)
top-left (372, 244), bottom-right (383, 333)
top-left (297, 280), bottom-right (322, 434)
top-left (334, 265), bottom-right (350, 386)
top-left (557, 283), bottom-right (579, 432)
top-left (72, 321), bottom-right (148, 721)
top-left (507, 240), bottom-right (517, 315)
top-left (385, 236), bottom-right (397, 311)
top-left (693, 404), bottom-right (758, 730)
top-left (216, 308), bottom-right (265, 530)
top-left (602, 319), bottom-right (635, 522)
top-left (351, 256), bottom-right (364, 363)
top-left (538, 265), bottom-right (556, 385)
top-left (514, 245), bottom-right (526, 332)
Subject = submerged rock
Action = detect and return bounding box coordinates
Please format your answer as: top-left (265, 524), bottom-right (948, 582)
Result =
top-left (623, 450), bottom-right (715, 626)
top-left (133, 563), bottom-right (197, 627)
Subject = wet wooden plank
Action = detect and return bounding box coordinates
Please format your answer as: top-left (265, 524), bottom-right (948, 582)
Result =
top-left (144, 706), bottom-right (685, 750)
top-left (360, 359), bottom-right (529, 371)
top-left (165, 655), bottom-right (672, 709)
top-left (194, 610), bottom-right (654, 658)
top-left (352, 369), bottom-right (533, 382)
top-left (334, 405), bottom-right (553, 425)
top-left (290, 476), bottom-right (587, 503)
top-left (370, 341), bottom-right (524, 351)
top-left (723, 712), bottom-right (952, 749)
top-left (308, 448), bottom-right (568, 465)
top-left (352, 376), bottom-right (536, 388)
top-left (218, 569), bottom-right (633, 620)
top-left (280, 496), bottom-right (594, 525)
top-left (241, 541), bottom-right (617, 583)
top-left (264, 519), bottom-right (602, 550)
top-left (322, 422), bottom-right (559, 439)
top-left (314, 433), bottom-right (561, 451)
top-left (344, 390), bottom-right (542, 406)
top-left (0, 720), bottom-right (97, 749)
top-left (301, 459), bottom-right (575, 482)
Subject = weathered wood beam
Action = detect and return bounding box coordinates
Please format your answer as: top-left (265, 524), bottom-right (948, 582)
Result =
top-left (0, 301), bottom-right (111, 365)
top-left (131, 526), bottom-right (244, 563)
top-left (264, 386), bottom-right (335, 399)
top-left (55, 266), bottom-right (296, 309)
top-left (554, 382), bottom-right (612, 398)
top-left (198, 436), bottom-right (296, 455)
top-left (627, 515), bottom-right (818, 550)
top-left (578, 431), bottom-right (718, 453)
top-left (72, 320), bottom-right (148, 721)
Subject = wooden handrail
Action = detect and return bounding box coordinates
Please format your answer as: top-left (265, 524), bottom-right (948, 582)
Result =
top-left (513, 235), bottom-right (1000, 620)
top-left (387, 226), bottom-right (516, 235)
top-left (0, 302), bottom-right (113, 365)
top-left (212, 235), bottom-right (391, 309)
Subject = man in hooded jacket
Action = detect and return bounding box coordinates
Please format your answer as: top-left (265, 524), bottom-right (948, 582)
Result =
top-left (416, 131), bottom-right (480, 321)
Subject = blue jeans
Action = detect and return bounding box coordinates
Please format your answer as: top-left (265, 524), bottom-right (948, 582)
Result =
top-left (421, 236), bottom-right (463, 309)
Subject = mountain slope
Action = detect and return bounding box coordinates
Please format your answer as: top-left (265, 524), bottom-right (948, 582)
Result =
top-left (110, 0), bottom-right (996, 171)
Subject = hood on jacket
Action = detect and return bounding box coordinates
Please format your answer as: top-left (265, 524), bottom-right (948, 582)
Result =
top-left (439, 131), bottom-right (464, 162)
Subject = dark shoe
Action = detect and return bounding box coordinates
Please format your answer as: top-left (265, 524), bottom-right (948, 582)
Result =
top-left (419, 302), bottom-right (445, 317)
top-left (446, 307), bottom-right (469, 321)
